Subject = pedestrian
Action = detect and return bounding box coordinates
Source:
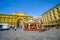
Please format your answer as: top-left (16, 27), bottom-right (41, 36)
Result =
top-left (14, 27), bottom-right (17, 31)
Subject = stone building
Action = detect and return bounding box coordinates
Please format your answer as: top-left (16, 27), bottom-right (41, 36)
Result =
top-left (42, 4), bottom-right (60, 27)
top-left (0, 12), bottom-right (32, 27)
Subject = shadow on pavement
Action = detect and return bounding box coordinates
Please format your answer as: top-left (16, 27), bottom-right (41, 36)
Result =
top-left (0, 29), bottom-right (10, 31)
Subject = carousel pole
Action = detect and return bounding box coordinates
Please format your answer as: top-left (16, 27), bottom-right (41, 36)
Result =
top-left (36, 23), bottom-right (39, 29)
top-left (29, 23), bottom-right (30, 30)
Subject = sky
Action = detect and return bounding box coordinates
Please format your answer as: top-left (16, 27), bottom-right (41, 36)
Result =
top-left (0, 0), bottom-right (60, 16)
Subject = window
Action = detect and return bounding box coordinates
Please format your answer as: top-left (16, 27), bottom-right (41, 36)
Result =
top-left (2, 18), bottom-right (5, 22)
top-left (52, 9), bottom-right (55, 15)
top-left (56, 7), bottom-right (60, 13)
top-left (54, 16), bottom-right (56, 19)
top-left (5, 18), bottom-right (9, 22)
top-left (49, 11), bottom-right (51, 16)
top-left (50, 17), bottom-right (52, 21)
top-left (6, 16), bottom-right (9, 17)
top-left (56, 22), bottom-right (57, 23)
top-left (59, 15), bottom-right (60, 18)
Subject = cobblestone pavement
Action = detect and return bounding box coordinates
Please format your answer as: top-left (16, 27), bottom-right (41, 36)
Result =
top-left (0, 28), bottom-right (60, 40)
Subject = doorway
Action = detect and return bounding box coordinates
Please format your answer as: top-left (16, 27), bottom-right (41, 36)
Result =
top-left (17, 19), bottom-right (23, 27)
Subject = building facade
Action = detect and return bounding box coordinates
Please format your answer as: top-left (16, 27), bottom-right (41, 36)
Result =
top-left (0, 12), bottom-right (33, 27)
top-left (42, 4), bottom-right (60, 26)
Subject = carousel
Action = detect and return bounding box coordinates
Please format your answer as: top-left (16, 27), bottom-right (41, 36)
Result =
top-left (23, 21), bottom-right (42, 31)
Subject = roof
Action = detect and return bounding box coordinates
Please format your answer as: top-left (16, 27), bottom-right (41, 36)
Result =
top-left (42, 3), bottom-right (60, 16)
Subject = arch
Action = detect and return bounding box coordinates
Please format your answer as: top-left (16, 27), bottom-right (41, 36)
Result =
top-left (17, 19), bottom-right (24, 27)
